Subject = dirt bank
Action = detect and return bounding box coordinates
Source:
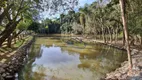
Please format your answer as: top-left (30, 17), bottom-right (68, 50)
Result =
top-left (0, 37), bottom-right (34, 80)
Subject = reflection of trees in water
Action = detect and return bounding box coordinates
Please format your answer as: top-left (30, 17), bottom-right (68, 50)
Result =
top-left (21, 64), bottom-right (46, 80)
top-left (19, 38), bottom-right (127, 80)
top-left (77, 44), bottom-right (127, 78)
top-left (18, 43), bottom-right (45, 80)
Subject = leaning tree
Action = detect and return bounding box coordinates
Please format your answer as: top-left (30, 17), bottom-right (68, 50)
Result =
top-left (0, 0), bottom-right (79, 47)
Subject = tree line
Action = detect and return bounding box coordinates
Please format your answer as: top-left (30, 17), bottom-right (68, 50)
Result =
top-left (50, 0), bottom-right (141, 71)
top-left (59, 0), bottom-right (142, 46)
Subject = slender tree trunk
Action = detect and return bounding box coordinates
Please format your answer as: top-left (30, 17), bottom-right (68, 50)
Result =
top-left (115, 27), bottom-right (118, 44)
top-left (122, 29), bottom-right (125, 46)
top-left (135, 36), bottom-right (138, 45)
top-left (99, 31), bottom-right (101, 39)
top-left (112, 28), bottom-right (115, 42)
top-left (102, 27), bottom-right (106, 43)
top-left (107, 26), bottom-right (112, 43)
top-left (119, 0), bottom-right (132, 70)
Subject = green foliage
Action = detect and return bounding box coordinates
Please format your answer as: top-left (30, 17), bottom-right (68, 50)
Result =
top-left (0, 26), bottom-right (4, 31)
top-left (45, 26), bottom-right (48, 29)
top-left (59, 0), bottom-right (142, 44)
top-left (0, 0), bottom-right (7, 7)
top-left (41, 18), bottom-right (60, 34)
top-left (27, 22), bottom-right (40, 33)
top-left (60, 23), bottom-right (72, 33)
top-left (17, 20), bottom-right (30, 31)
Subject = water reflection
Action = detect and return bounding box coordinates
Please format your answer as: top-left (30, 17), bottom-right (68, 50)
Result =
top-left (18, 37), bottom-right (127, 80)
top-left (33, 45), bottom-right (80, 69)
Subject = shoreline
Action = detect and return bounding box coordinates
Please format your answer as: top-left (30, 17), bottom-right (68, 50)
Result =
top-left (82, 38), bottom-right (142, 80)
top-left (0, 37), bottom-right (34, 80)
top-left (0, 35), bottom-right (141, 80)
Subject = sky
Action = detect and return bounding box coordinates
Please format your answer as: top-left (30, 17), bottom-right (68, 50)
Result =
top-left (41, 0), bottom-right (96, 19)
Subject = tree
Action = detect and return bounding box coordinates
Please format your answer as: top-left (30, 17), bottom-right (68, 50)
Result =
top-left (119, 0), bottom-right (132, 70)
top-left (7, 19), bottom-right (31, 47)
top-left (0, 0), bottom-right (79, 47)
top-left (0, 0), bottom-right (41, 46)
top-left (79, 14), bottom-right (86, 35)
top-left (27, 22), bottom-right (40, 33)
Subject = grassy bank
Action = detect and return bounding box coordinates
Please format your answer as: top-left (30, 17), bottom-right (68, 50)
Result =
top-left (0, 36), bottom-right (33, 63)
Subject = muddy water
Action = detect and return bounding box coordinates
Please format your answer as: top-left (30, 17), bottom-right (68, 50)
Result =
top-left (18, 37), bottom-right (127, 80)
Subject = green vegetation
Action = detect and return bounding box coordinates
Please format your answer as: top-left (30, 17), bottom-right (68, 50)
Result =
top-left (40, 0), bottom-right (141, 71)
top-left (0, 0), bottom-right (142, 76)
top-left (13, 40), bottom-right (25, 48)
top-left (0, 0), bottom-right (78, 47)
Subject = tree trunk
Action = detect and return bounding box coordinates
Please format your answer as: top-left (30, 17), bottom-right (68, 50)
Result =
top-left (0, 21), bottom-right (13, 36)
top-left (122, 29), bottom-right (125, 46)
top-left (99, 31), bottom-right (101, 39)
top-left (135, 35), bottom-right (138, 45)
top-left (102, 27), bottom-right (106, 43)
top-left (112, 28), bottom-right (115, 42)
top-left (0, 19), bottom-right (21, 46)
top-left (107, 26), bottom-right (112, 43)
top-left (119, 0), bottom-right (132, 70)
top-left (0, 26), bottom-right (15, 47)
top-left (7, 35), bottom-right (13, 48)
top-left (115, 27), bottom-right (118, 44)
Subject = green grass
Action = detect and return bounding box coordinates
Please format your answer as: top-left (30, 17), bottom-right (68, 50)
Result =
top-left (0, 36), bottom-right (33, 63)
top-left (13, 36), bottom-right (33, 48)
top-left (13, 39), bottom-right (25, 48)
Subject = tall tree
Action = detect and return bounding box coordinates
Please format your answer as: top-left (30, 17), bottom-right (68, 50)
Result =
top-left (119, 0), bottom-right (132, 70)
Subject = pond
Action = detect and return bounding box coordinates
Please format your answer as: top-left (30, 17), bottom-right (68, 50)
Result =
top-left (17, 36), bottom-right (127, 80)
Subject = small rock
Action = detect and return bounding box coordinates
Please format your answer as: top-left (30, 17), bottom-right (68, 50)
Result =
top-left (0, 74), bottom-right (4, 80)
top-left (2, 64), bottom-right (8, 68)
top-left (0, 68), bottom-right (5, 73)
top-left (2, 73), bottom-right (6, 77)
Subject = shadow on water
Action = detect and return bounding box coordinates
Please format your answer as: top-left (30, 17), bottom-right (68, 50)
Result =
top-left (17, 37), bottom-right (127, 80)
